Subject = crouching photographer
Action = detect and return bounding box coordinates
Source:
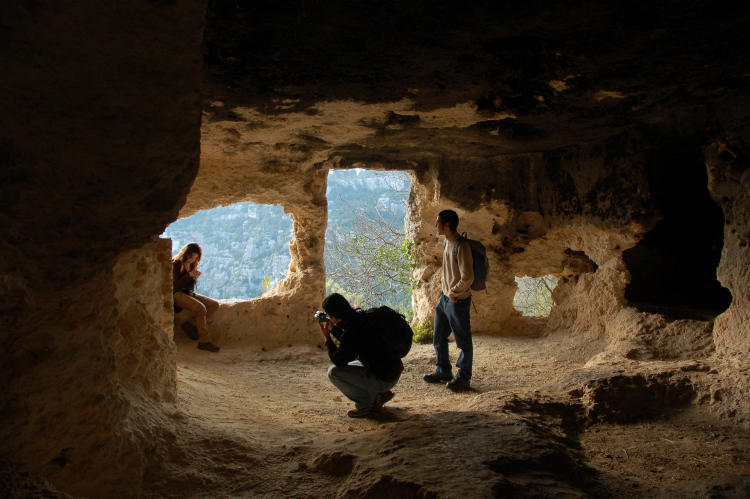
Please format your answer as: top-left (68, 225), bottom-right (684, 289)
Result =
top-left (317, 293), bottom-right (403, 418)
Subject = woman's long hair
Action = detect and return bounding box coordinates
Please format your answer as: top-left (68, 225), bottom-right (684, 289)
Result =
top-left (175, 242), bottom-right (202, 270)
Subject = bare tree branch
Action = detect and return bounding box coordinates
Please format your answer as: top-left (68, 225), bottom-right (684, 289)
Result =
top-left (325, 171), bottom-right (417, 313)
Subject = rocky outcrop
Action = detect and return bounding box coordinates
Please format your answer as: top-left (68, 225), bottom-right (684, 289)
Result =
top-left (113, 237), bottom-right (177, 402)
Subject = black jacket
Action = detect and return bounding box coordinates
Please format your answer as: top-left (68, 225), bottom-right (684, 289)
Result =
top-left (325, 311), bottom-right (404, 382)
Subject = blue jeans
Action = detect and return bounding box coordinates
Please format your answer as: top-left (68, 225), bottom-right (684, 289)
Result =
top-left (328, 362), bottom-right (398, 409)
top-left (433, 294), bottom-right (472, 381)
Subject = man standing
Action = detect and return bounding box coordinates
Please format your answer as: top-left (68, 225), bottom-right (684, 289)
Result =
top-left (424, 209), bottom-right (474, 391)
top-left (318, 293), bottom-right (403, 417)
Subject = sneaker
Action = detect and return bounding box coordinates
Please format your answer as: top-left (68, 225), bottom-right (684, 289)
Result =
top-left (197, 341), bottom-right (220, 352)
top-left (347, 405), bottom-right (375, 418)
top-left (181, 322), bottom-right (199, 341)
top-left (446, 376), bottom-right (471, 392)
top-left (375, 390), bottom-right (395, 410)
top-left (423, 370), bottom-right (453, 383)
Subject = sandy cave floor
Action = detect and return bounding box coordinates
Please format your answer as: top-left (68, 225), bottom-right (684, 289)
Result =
top-left (141, 333), bottom-right (750, 498)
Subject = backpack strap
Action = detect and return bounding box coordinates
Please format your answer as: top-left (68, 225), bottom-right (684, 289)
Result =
top-left (453, 233), bottom-right (480, 292)
top-left (452, 232), bottom-right (468, 262)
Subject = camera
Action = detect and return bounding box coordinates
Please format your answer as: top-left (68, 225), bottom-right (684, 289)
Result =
top-left (314, 311), bottom-right (329, 323)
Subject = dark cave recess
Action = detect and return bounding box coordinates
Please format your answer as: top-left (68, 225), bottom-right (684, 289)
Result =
top-left (623, 151), bottom-right (732, 320)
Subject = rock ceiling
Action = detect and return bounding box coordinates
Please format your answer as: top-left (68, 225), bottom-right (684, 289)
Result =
top-left (200, 0), bottom-right (750, 165)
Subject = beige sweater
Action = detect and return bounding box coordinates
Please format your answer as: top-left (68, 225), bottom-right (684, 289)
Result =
top-left (442, 233), bottom-right (474, 300)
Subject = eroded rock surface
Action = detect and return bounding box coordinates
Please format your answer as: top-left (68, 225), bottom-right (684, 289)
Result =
top-left (1, 2), bottom-right (206, 496)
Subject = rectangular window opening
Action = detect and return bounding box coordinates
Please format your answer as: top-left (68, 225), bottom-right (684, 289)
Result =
top-left (325, 168), bottom-right (414, 319)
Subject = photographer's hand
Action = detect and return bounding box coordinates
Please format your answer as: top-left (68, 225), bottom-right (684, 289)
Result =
top-left (318, 321), bottom-right (332, 342)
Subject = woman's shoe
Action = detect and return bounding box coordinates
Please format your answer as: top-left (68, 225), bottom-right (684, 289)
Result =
top-left (181, 322), bottom-right (199, 340)
top-left (197, 341), bottom-right (220, 352)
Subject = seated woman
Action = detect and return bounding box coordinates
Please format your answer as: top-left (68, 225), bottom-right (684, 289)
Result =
top-left (172, 242), bottom-right (220, 352)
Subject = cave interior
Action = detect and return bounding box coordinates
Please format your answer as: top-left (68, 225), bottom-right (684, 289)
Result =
top-left (2, 0), bottom-right (750, 497)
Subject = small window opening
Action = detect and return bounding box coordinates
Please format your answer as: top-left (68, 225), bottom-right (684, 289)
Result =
top-left (513, 275), bottom-right (559, 317)
top-left (162, 202), bottom-right (293, 299)
top-left (325, 168), bottom-right (413, 317)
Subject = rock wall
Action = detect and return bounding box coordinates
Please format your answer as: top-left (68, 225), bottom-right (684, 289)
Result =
top-left (179, 124), bottom-right (748, 392)
top-left (409, 141), bottom-right (649, 336)
top-left (704, 145), bottom-right (750, 424)
top-left (709, 146), bottom-right (750, 359)
top-left (404, 135), bottom-right (750, 428)
top-left (0, 1), bottom-right (207, 496)
top-left (175, 119), bottom-right (332, 347)
top-left (113, 237), bottom-right (177, 402)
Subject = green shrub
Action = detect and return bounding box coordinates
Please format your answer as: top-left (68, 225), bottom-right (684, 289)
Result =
top-left (412, 321), bottom-right (433, 344)
top-left (261, 275), bottom-right (273, 294)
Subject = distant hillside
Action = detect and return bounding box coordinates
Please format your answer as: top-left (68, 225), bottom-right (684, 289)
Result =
top-left (164, 203), bottom-right (294, 299)
top-left (163, 169), bottom-right (409, 300)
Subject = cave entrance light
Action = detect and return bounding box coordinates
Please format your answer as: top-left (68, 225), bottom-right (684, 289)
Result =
top-left (325, 168), bottom-right (413, 316)
top-left (162, 201), bottom-right (293, 300)
top-left (513, 275), bottom-right (559, 317)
